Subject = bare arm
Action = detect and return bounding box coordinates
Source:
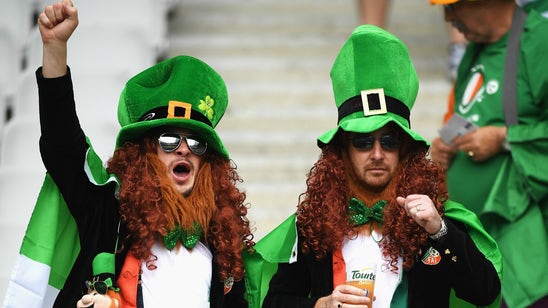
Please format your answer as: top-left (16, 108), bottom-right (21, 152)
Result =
top-left (37, 0), bottom-right (79, 77)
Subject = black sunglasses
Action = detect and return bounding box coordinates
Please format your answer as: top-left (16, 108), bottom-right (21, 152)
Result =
top-left (83, 279), bottom-right (109, 295)
top-left (350, 133), bottom-right (401, 151)
top-left (158, 132), bottom-right (207, 155)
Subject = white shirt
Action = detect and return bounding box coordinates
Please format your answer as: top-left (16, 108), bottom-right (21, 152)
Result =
top-left (140, 240), bottom-right (212, 307)
top-left (342, 231), bottom-right (403, 308)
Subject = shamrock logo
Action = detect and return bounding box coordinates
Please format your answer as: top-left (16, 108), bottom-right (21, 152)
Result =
top-left (199, 96), bottom-right (215, 121)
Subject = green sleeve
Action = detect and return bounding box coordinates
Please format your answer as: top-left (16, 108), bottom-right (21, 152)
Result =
top-left (508, 12), bottom-right (548, 203)
top-left (444, 200), bottom-right (503, 308)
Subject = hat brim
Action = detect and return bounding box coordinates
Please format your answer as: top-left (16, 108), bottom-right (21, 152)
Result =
top-left (429, 0), bottom-right (459, 4)
top-left (116, 118), bottom-right (229, 159)
top-left (317, 117), bottom-right (429, 148)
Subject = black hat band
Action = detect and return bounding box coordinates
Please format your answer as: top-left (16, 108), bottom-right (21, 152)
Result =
top-left (138, 100), bottom-right (212, 127)
top-left (337, 88), bottom-right (410, 125)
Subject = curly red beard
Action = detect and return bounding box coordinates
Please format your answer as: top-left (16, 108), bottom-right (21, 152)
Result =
top-left (108, 138), bottom-right (215, 261)
top-left (298, 137), bottom-right (447, 271)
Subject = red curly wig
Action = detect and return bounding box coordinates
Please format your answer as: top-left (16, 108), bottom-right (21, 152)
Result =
top-left (297, 126), bottom-right (447, 271)
top-left (106, 134), bottom-right (254, 282)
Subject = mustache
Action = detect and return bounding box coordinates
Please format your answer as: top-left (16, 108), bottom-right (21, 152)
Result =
top-left (365, 162), bottom-right (388, 169)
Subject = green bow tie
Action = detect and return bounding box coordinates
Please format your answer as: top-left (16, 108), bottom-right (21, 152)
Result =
top-left (163, 222), bottom-right (203, 250)
top-left (347, 198), bottom-right (387, 226)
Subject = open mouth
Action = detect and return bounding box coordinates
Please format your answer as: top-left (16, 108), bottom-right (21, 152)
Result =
top-left (172, 161), bottom-right (191, 181)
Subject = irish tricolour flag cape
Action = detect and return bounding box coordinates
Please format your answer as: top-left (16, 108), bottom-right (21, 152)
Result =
top-left (3, 142), bottom-right (118, 307)
top-left (243, 201), bottom-right (503, 308)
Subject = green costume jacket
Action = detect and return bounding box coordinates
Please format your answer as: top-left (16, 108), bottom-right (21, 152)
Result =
top-left (447, 9), bottom-right (548, 308)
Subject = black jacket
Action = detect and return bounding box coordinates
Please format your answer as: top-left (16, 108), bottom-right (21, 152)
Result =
top-left (37, 67), bottom-right (247, 307)
top-left (263, 218), bottom-right (500, 308)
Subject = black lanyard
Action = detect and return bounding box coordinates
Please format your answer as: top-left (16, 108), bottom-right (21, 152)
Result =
top-left (502, 6), bottom-right (528, 126)
top-left (137, 272), bottom-right (144, 308)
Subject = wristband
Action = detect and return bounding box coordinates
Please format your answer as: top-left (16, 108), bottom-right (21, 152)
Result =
top-left (502, 138), bottom-right (511, 151)
top-left (429, 218), bottom-right (448, 241)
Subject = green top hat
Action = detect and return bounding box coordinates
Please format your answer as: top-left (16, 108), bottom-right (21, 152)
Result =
top-left (116, 55), bottom-right (230, 158)
top-left (317, 25), bottom-right (429, 148)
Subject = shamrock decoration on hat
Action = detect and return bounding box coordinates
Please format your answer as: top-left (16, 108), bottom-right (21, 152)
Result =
top-left (317, 25), bottom-right (429, 148)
